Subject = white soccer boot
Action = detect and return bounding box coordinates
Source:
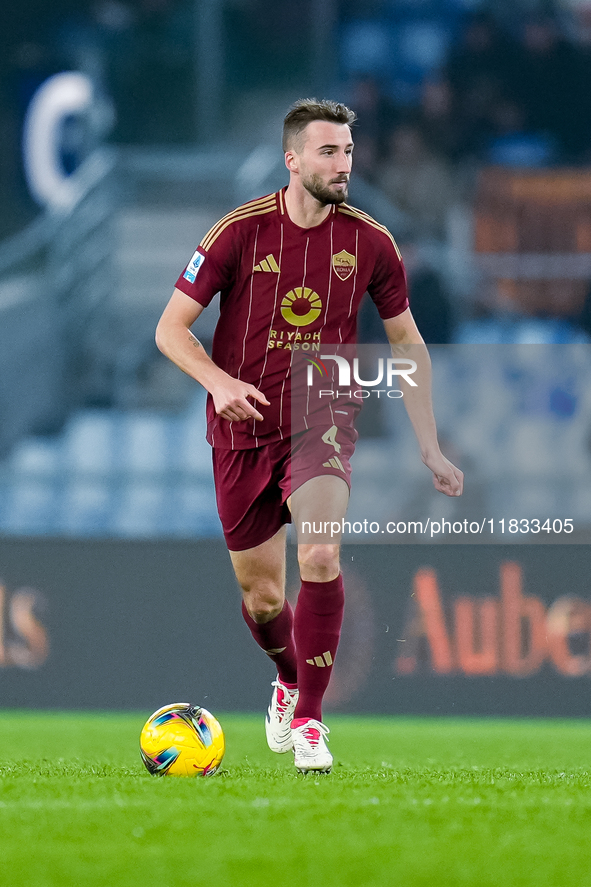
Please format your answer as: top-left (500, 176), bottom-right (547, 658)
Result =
top-left (265, 678), bottom-right (299, 753)
top-left (291, 719), bottom-right (332, 773)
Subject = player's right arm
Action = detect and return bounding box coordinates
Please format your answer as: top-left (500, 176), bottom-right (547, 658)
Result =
top-left (155, 287), bottom-right (269, 423)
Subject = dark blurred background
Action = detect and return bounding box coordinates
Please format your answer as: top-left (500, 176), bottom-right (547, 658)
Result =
top-left (1, 0), bottom-right (591, 537)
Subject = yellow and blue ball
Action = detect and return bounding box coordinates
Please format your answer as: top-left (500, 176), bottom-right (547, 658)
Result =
top-left (140, 703), bottom-right (225, 777)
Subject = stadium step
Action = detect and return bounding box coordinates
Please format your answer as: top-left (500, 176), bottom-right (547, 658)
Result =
top-left (0, 389), bottom-right (220, 537)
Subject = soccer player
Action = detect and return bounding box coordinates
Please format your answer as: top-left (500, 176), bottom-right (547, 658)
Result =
top-left (155, 99), bottom-right (463, 773)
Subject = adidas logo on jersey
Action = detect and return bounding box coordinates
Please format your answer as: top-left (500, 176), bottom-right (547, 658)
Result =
top-left (254, 254), bottom-right (280, 273)
top-left (306, 651), bottom-right (334, 667)
top-left (323, 456), bottom-right (345, 472)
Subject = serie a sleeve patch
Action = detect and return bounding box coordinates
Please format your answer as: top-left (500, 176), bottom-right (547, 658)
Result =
top-left (183, 249), bottom-right (205, 283)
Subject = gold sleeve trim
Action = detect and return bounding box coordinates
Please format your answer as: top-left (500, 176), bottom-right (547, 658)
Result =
top-left (200, 195), bottom-right (277, 252)
top-left (338, 206), bottom-right (402, 260)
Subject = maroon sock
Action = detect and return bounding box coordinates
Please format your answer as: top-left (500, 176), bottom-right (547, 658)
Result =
top-left (293, 574), bottom-right (345, 722)
top-left (241, 600), bottom-right (297, 686)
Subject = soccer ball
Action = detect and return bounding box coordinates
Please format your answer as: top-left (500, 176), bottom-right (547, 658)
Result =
top-left (140, 703), bottom-right (225, 777)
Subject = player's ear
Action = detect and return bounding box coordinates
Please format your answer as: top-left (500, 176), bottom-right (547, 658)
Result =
top-left (285, 150), bottom-right (299, 174)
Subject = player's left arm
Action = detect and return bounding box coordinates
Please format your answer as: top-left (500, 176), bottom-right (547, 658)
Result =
top-left (383, 308), bottom-right (463, 497)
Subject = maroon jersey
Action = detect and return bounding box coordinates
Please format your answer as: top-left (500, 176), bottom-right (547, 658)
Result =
top-left (174, 188), bottom-right (408, 449)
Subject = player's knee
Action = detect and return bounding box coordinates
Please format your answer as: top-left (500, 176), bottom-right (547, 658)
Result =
top-left (241, 582), bottom-right (283, 623)
top-left (298, 544), bottom-right (340, 581)
top-left (244, 598), bottom-right (283, 623)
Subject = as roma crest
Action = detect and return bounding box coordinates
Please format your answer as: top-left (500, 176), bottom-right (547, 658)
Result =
top-left (332, 249), bottom-right (356, 281)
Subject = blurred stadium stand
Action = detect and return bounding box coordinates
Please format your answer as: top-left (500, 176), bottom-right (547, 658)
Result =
top-left (474, 168), bottom-right (591, 316)
top-left (2, 0), bottom-right (591, 538)
top-left (0, 388), bottom-right (220, 537)
top-left (2, 343), bottom-right (591, 538)
top-left (0, 145), bottom-right (117, 456)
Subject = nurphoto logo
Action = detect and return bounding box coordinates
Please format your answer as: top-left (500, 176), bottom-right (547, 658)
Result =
top-left (306, 355), bottom-right (417, 399)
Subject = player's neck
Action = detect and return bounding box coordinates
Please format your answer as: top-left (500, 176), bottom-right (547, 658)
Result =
top-left (284, 184), bottom-right (332, 229)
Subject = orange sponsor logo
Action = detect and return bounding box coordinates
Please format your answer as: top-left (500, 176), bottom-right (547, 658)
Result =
top-left (396, 562), bottom-right (590, 677)
top-left (0, 582), bottom-right (49, 669)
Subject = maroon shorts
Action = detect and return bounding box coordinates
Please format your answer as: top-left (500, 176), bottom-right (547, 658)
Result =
top-left (212, 422), bottom-right (358, 551)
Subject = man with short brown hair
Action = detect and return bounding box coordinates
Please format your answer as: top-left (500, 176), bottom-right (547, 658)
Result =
top-left (282, 98), bottom-right (357, 151)
top-left (155, 98), bottom-right (462, 773)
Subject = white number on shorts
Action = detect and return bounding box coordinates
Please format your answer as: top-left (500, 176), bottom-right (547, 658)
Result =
top-left (321, 425), bottom-right (341, 453)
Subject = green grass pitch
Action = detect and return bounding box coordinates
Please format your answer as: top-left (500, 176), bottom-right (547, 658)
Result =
top-left (1, 711), bottom-right (590, 887)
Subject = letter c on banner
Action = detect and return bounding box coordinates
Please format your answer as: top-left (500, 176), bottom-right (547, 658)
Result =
top-left (23, 72), bottom-right (93, 211)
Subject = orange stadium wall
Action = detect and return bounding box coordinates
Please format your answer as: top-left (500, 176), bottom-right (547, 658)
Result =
top-left (0, 539), bottom-right (589, 717)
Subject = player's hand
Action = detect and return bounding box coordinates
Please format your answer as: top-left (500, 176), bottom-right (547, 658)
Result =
top-left (211, 375), bottom-right (270, 423)
top-left (422, 450), bottom-right (463, 497)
